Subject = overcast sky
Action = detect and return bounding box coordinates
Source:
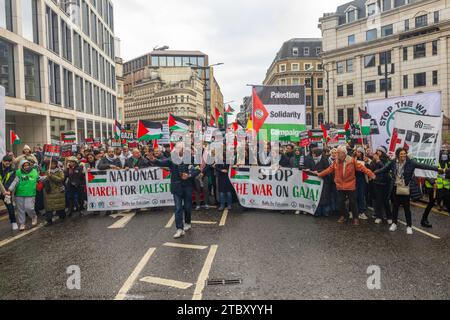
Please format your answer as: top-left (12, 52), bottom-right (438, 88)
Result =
top-left (115, 0), bottom-right (341, 114)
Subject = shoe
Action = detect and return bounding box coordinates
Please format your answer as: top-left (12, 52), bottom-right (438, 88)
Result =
top-left (352, 218), bottom-right (360, 226)
top-left (19, 224), bottom-right (26, 231)
top-left (374, 218), bottom-right (382, 225)
top-left (294, 210), bottom-right (300, 215)
top-left (11, 223), bottom-right (18, 231)
top-left (387, 220), bottom-right (393, 225)
top-left (183, 224), bottom-right (192, 232)
top-left (406, 227), bottom-right (413, 235)
top-left (203, 205), bottom-right (210, 209)
top-left (421, 220), bottom-right (432, 228)
top-left (389, 223), bottom-right (398, 232)
top-left (218, 207), bottom-right (225, 211)
top-left (337, 216), bottom-right (346, 224)
top-left (173, 229), bottom-right (185, 239)
top-left (32, 216), bottom-right (38, 226)
top-left (195, 206), bottom-right (201, 211)
top-left (359, 213), bottom-right (369, 220)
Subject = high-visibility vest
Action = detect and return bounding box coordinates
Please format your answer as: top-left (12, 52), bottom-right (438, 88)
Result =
top-left (425, 163), bottom-right (448, 189)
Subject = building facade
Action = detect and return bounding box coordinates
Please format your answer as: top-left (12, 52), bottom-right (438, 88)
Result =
top-left (115, 38), bottom-right (124, 124)
top-left (124, 50), bottom-right (223, 123)
top-left (0, 0), bottom-right (118, 149)
top-left (319, 0), bottom-right (450, 132)
top-left (263, 38), bottom-right (325, 128)
top-left (124, 67), bottom-right (205, 124)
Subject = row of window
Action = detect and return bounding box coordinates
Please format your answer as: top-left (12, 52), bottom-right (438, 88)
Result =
top-left (277, 78), bottom-right (324, 89)
top-left (336, 109), bottom-right (355, 125)
top-left (278, 62), bottom-right (323, 73)
top-left (76, 118), bottom-right (114, 142)
top-left (346, 11), bottom-right (440, 45)
top-left (361, 71), bottom-right (438, 94)
top-left (291, 47), bottom-right (321, 57)
top-left (306, 113), bottom-right (325, 126)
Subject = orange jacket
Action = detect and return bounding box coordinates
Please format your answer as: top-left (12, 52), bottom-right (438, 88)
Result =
top-left (318, 156), bottom-right (376, 191)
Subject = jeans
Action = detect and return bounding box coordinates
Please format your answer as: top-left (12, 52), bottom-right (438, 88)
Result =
top-left (373, 184), bottom-right (392, 220)
top-left (173, 187), bottom-right (193, 230)
top-left (392, 191), bottom-right (412, 227)
top-left (356, 179), bottom-right (367, 214)
top-left (329, 184), bottom-right (339, 215)
top-left (195, 176), bottom-right (210, 206)
top-left (219, 192), bottom-right (232, 208)
top-left (338, 190), bottom-right (358, 220)
top-left (66, 185), bottom-right (84, 213)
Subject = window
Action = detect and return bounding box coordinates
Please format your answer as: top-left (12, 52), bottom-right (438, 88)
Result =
top-left (0, 0), bottom-right (12, 31)
top-left (365, 80), bottom-right (376, 93)
top-left (347, 83), bottom-right (354, 96)
top-left (432, 40), bottom-right (438, 55)
top-left (348, 34), bottom-right (355, 45)
top-left (434, 11), bottom-right (439, 23)
top-left (279, 79), bottom-right (286, 85)
top-left (381, 24), bottom-right (393, 37)
top-left (93, 85), bottom-right (100, 116)
top-left (347, 108), bottom-right (354, 124)
top-left (77, 119), bottom-right (85, 142)
top-left (291, 63), bottom-right (299, 71)
top-left (380, 78), bottom-right (392, 92)
top-left (316, 48), bottom-right (321, 56)
top-left (346, 59), bottom-right (353, 72)
top-left (92, 49), bottom-right (98, 79)
top-left (73, 32), bottom-right (82, 69)
top-left (403, 75), bottom-right (408, 89)
top-left (279, 64), bottom-right (286, 72)
top-left (305, 78), bottom-right (311, 88)
top-left (61, 21), bottom-right (72, 62)
top-left (337, 85), bottom-right (344, 97)
top-left (292, 47), bottom-right (298, 56)
top-left (433, 70), bottom-right (438, 85)
top-left (318, 113), bottom-right (324, 125)
top-left (306, 96), bottom-right (311, 106)
top-left (90, 10), bottom-right (97, 43)
top-left (336, 61), bottom-right (344, 74)
top-left (304, 63), bottom-right (312, 71)
top-left (382, 0), bottom-right (391, 11)
top-left (403, 47), bottom-right (408, 61)
top-left (82, 0), bottom-right (90, 36)
top-left (85, 80), bottom-right (92, 114)
top-left (317, 64), bottom-right (323, 71)
top-left (364, 54), bottom-right (376, 68)
top-left (414, 72), bottom-right (426, 87)
top-left (46, 7), bottom-right (59, 54)
top-left (306, 113), bottom-right (312, 126)
top-left (304, 47), bottom-right (310, 56)
top-left (63, 69), bottom-right (74, 109)
top-left (367, 3), bottom-right (377, 16)
top-left (75, 76), bottom-right (84, 112)
top-left (292, 78), bottom-right (299, 85)
top-left (415, 15), bottom-right (428, 28)
top-left (83, 41), bottom-right (91, 74)
top-left (22, 0), bottom-right (39, 44)
top-left (337, 109), bottom-right (344, 125)
top-left (48, 60), bottom-right (61, 105)
top-left (317, 95), bottom-right (324, 107)
top-left (404, 19), bottom-right (409, 31)
top-left (23, 49), bottom-right (41, 102)
top-left (395, 0), bottom-right (406, 6)
top-left (379, 51), bottom-right (391, 65)
top-left (347, 9), bottom-right (356, 23)
top-left (366, 29), bottom-right (377, 41)
top-left (0, 38), bottom-right (15, 97)
top-left (413, 43), bottom-right (426, 59)
top-left (317, 78), bottom-right (323, 89)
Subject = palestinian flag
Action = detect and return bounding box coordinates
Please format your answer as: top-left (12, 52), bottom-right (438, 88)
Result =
top-left (252, 87), bottom-right (269, 134)
top-left (114, 121), bottom-right (122, 140)
top-left (302, 171), bottom-right (321, 186)
top-left (10, 131), bottom-right (21, 145)
top-left (344, 120), bottom-right (351, 142)
top-left (162, 169), bottom-right (171, 180)
top-left (61, 131), bottom-right (76, 144)
top-left (215, 107), bottom-right (223, 126)
top-left (87, 171), bottom-right (108, 184)
top-left (230, 167), bottom-right (250, 180)
top-left (225, 105), bottom-right (234, 116)
top-left (359, 108), bottom-right (372, 136)
top-left (137, 120), bottom-right (163, 141)
top-left (168, 114), bottom-right (189, 132)
top-left (309, 130), bottom-right (324, 141)
top-left (210, 115), bottom-right (215, 127)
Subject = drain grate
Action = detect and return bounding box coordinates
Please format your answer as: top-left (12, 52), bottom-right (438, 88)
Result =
top-left (206, 278), bottom-right (242, 286)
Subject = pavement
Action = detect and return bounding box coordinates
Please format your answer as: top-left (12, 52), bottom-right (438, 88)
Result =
top-left (0, 203), bottom-right (449, 300)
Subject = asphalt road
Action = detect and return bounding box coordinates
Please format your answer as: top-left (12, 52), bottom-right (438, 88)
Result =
top-left (0, 203), bottom-right (449, 300)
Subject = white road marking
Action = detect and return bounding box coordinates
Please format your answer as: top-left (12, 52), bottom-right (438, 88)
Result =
top-left (140, 276), bottom-right (193, 290)
top-left (108, 213), bottom-right (136, 229)
top-left (165, 214), bottom-right (175, 229)
top-left (163, 242), bottom-right (208, 250)
top-left (398, 220), bottom-right (441, 239)
top-left (192, 245), bottom-right (218, 301)
top-left (192, 220), bottom-right (217, 225)
top-left (114, 247), bottom-right (156, 300)
top-left (0, 224), bottom-right (44, 248)
top-left (219, 209), bottom-right (228, 227)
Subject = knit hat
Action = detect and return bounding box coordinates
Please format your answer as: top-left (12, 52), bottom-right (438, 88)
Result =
top-left (376, 146), bottom-right (388, 155)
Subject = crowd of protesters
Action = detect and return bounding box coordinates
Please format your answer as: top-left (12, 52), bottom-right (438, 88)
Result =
top-left (0, 140), bottom-right (449, 238)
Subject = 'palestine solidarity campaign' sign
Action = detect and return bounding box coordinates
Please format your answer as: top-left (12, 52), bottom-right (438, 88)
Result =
top-left (229, 166), bottom-right (323, 215)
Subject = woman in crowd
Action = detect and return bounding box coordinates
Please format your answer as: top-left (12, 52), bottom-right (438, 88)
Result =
top-left (43, 159), bottom-right (66, 226)
top-left (215, 157), bottom-right (233, 211)
top-left (370, 146), bottom-right (393, 225)
top-left (65, 157), bottom-right (86, 216)
top-left (354, 147), bottom-right (370, 220)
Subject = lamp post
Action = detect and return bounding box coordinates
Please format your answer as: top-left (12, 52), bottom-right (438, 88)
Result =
top-left (323, 63), bottom-right (337, 124)
top-left (305, 66), bottom-right (316, 129)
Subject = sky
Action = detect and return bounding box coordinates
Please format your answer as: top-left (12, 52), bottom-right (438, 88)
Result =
top-left (114, 0), bottom-right (342, 116)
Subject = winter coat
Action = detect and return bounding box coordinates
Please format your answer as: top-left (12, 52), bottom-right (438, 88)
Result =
top-left (215, 164), bottom-right (233, 193)
top-left (370, 160), bottom-right (390, 186)
top-left (280, 152), bottom-right (294, 168)
top-left (318, 156), bottom-right (376, 191)
top-left (0, 164), bottom-right (16, 193)
top-left (10, 168), bottom-right (39, 197)
top-left (97, 157), bottom-right (122, 170)
top-left (125, 157), bottom-right (149, 169)
top-left (65, 165), bottom-right (85, 188)
top-left (375, 158), bottom-right (438, 187)
top-left (44, 169), bottom-right (66, 212)
top-left (151, 159), bottom-right (200, 195)
top-left (303, 155), bottom-right (332, 206)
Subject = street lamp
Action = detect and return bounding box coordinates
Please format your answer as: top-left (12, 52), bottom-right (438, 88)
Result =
top-left (323, 63), bottom-right (337, 124)
top-left (305, 66), bottom-right (316, 129)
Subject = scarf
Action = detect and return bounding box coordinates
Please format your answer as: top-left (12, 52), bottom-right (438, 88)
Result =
top-left (294, 148), bottom-right (301, 166)
top-left (106, 155), bottom-right (116, 162)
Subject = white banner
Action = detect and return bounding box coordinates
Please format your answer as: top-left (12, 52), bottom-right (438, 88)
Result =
top-left (390, 112), bottom-right (443, 178)
top-left (86, 168), bottom-right (173, 211)
top-left (0, 86), bottom-right (5, 159)
top-left (229, 166), bottom-right (323, 214)
top-left (367, 92), bottom-right (441, 151)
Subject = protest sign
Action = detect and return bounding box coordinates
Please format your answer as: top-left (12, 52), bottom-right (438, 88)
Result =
top-left (61, 145), bottom-right (77, 158)
top-left (229, 166), bottom-right (323, 214)
top-left (61, 131), bottom-right (77, 144)
top-left (44, 145), bottom-right (61, 157)
top-left (86, 168), bottom-right (174, 211)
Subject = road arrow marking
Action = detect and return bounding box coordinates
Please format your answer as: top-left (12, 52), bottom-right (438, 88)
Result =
top-left (108, 212), bottom-right (136, 229)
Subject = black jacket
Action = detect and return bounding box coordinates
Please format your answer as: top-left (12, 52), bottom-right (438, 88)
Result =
top-left (376, 158), bottom-right (438, 186)
top-left (151, 159), bottom-right (200, 195)
top-left (303, 155), bottom-right (332, 207)
top-left (0, 164), bottom-right (16, 190)
top-left (65, 165), bottom-right (85, 188)
top-left (370, 160), bottom-right (390, 186)
top-left (97, 157), bottom-right (122, 170)
top-left (125, 157), bottom-right (149, 169)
